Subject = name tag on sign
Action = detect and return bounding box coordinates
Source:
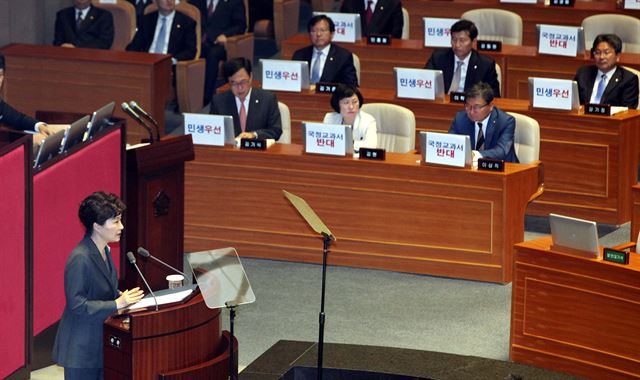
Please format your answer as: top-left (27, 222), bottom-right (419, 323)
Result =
top-left (302, 122), bottom-right (354, 156)
top-left (395, 68), bottom-right (445, 101)
top-left (313, 12), bottom-right (361, 43)
top-left (261, 59), bottom-right (308, 92)
top-left (537, 24), bottom-right (584, 57)
top-left (420, 132), bottom-right (471, 168)
top-left (184, 113), bottom-right (231, 146)
top-left (529, 77), bottom-right (578, 111)
top-left (423, 17), bottom-right (457, 47)
top-left (624, 0), bottom-right (640, 9)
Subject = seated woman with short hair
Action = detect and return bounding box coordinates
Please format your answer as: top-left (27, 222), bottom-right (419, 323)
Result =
top-left (323, 84), bottom-right (378, 152)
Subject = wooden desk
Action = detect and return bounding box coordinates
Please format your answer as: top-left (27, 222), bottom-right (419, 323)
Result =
top-left (1, 43), bottom-right (172, 144)
top-left (632, 184), bottom-right (640, 242)
top-left (281, 34), bottom-right (640, 99)
top-left (184, 144), bottom-right (539, 283)
top-left (273, 88), bottom-right (640, 224)
top-left (510, 237), bottom-right (640, 379)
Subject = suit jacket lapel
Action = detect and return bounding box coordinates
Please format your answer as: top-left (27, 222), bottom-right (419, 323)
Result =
top-left (465, 51), bottom-right (479, 92)
top-left (225, 91), bottom-right (242, 136)
top-left (246, 90), bottom-right (260, 131)
top-left (86, 239), bottom-right (116, 290)
top-left (80, 7), bottom-right (98, 30)
top-left (168, 14), bottom-right (181, 54)
top-left (370, 0), bottom-right (386, 26)
top-left (484, 108), bottom-right (498, 147)
top-left (321, 44), bottom-right (337, 81)
top-left (602, 66), bottom-right (623, 102)
top-left (584, 66), bottom-right (598, 101)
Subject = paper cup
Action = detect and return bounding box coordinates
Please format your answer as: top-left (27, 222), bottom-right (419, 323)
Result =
top-left (166, 274), bottom-right (184, 289)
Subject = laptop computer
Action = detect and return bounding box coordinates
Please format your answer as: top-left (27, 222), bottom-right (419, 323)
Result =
top-left (61, 115), bottom-right (91, 153)
top-left (549, 213), bottom-right (599, 257)
top-left (33, 129), bottom-right (66, 169)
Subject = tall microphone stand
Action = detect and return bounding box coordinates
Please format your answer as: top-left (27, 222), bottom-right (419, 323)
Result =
top-left (225, 301), bottom-right (238, 380)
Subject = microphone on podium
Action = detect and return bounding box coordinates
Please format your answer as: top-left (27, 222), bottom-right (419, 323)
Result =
top-left (120, 102), bottom-right (155, 144)
top-left (137, 247), bottom-right (187, 278)
top-left (129, 101), bottom-right (160, 142)
top-left (126, 251), bottom-right (158, 311)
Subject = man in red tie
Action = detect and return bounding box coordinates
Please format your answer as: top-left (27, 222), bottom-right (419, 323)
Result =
top-left (340, 0), bottom-right (403, 39)
top-left (208, 57), bottom-right (282, 140)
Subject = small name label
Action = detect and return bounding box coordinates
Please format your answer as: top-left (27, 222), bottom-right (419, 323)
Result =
top-left (585, 103), bottom-right (611, 116)
top-left (240, 138), bottom-right (268, 150)
top-left (450, 92), bottom-right (466, 103)
top-left (603, 248), bottom-right (629, 265)
top-left (359, 148), bottom-right (385, 160)
top-left (478, 158), bottom-right (505, 172)
top-left (367, 34), bottom-right (391, 45)
top-left (549, 0), bottom-right (574, 6)
top-left (478, 40), bottom-right (502, 52)
top-left (316, 83), bottom-right (338, 94)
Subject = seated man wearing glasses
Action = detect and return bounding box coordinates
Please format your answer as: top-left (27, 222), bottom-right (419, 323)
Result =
top-left (209, 57), bottom-right (282, 140)
top-left (449, 82), bottom-right (518, 163)
top-left (574, 33), bottom-right (638, 108)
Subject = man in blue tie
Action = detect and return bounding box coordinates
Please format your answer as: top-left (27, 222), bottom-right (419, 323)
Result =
top-left (53, 0), bottom-right (114, 49)
top-left (574, 33), bottom-right (639, 108)
top-left (448, 82), bottom-right (518, 163)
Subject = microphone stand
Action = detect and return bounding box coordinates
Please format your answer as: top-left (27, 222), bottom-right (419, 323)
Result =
top-left (225, 301), bottom-right (238, 380)
top-left (127, 253), bottom-right (158, 311)
top-left (317, 233), bottom-right (333, 380)
top-left (138, 248), bottom-right (187, 277)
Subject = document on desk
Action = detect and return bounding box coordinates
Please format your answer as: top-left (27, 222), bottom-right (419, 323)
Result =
top-left (128, 288), bottom-right (194, 310)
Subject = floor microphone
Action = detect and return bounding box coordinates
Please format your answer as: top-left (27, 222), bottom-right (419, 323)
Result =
top-left (129, 101), bottom-right (160, 142)
top-left (120, 102), bottom-right (155, 144)
top-left (126, 251), bottom-right (158, 311)
top-left (137, 246), bottom-right (187, 278)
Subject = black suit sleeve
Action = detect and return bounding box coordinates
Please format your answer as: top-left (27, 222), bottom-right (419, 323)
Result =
top-left (341, 52), bottom-right (359, 87)
top-left (0, 100), bottom-right (38, 131)
top-left (53, 11), bottom-right (66, 46)
top-left (390, 0), bottom-right (403, 39)
top-left (622, 71), bottom-right (639, 109)
top-left (484, 59), bottom-right (501, 98)
top-left (173, 16), bottom-right (197, 61)
top-left (78, 10), bottom-right (114, 49)
top-left (225, 0), bottom-right (247, 37)
top-left (257, 92), bottom-right (282, 140)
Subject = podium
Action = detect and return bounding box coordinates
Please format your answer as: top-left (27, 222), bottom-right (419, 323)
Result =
top-left (103, 293), bottom-right (235, 379)
top-left (124, 135), bottom-right (195, 290)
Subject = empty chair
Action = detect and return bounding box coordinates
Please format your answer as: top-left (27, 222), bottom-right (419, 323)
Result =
top-left (92, 0), bottom-right (136, 50)
top-left (582, 14), bottom-right (640, 53)
top-left (461, 8), bottom-right (523, 45)
top-left (253, 0), bottom-right (300, 50)
top-left (352, 53), bottom-right (361, 86)
top-left (401, 7), bottom-right (410, 40)
top-left (361, 103), bottom-right (415, 153)
top-left (277, 102), bottom-right (291, 144)
top-left (507, 112), bottom-right (540, 164)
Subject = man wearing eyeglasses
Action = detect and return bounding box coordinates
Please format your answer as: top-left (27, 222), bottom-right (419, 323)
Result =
top-left (574, 33), bottom-right (638, 108)
top-left (209, 57), bottom-right (282, 140)
top-left (449, 82), bottom-right (518, 163)
top-left (291, 15), bottom-right (358, 87)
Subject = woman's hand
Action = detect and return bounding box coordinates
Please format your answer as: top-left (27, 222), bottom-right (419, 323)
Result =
top-left (116, 287), bottom-right (145, 309)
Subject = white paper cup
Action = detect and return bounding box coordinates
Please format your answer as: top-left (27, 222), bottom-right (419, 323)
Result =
top-left (166, 274), bottom-right (184, 289)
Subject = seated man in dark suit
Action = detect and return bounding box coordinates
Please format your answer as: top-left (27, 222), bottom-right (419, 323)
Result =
top-left (424, 19), bottom-right (500, 97)
top-left (53, 0), bottom-right (114, 49)
top-left (210, 57), bottom-right (282, 140)
top-left (125, 0), bottom-right (154, 27)
top-left (340, 0), bottom-right (403, 39)
top-left (191, 0), bottom-right (247, 104)
top-left (449, 82), bottom-right (518, 163)
top-left (291, 15), bottom-right (358, 87)
top-left (574, 33), bottom-right (639, 109)
top-left (126, 0), bottom-right (197, 64)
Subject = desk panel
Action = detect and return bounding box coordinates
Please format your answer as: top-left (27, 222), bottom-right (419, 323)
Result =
top-left (184, 144), bottom-right (539, 283)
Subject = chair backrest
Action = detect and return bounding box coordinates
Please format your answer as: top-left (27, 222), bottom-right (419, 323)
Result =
top-left (401, 7), bottom-right (410, 40)
top-left (361, 103), bottom-right (415, 153)
top-left (352, 53), bottom-right (361, 85)
top-left (278, 102), bottom-right (291, 144)
top-left (508, 112), bottom-right (540, 164)
top-left (582, 14), bottom-right (640, 53)
top-left (92, 0), bottom-right (136, 50)
top-left (274, 0), bottom-right (300, 48)
top-left (145, 2), bottom-right (202, 59)
top-left (461, 8), bottom-right (523, 45)
top-left (495, 62), bottom-right (502, 97)
top-left (622, 65), bottom-right (640, 109)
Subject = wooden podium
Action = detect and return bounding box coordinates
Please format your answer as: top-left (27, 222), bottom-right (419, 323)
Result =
top-left (103, 293), bottom-right (235, 379)
top-left (124, 135), bottom-right (195, 291)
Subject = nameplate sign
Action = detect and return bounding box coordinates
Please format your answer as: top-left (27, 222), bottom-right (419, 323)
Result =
top-left (530, 77), bottom-right (575, 111)
top-left (261, 59), bottom-right (305, 92)
top-left (478, 40), bottom-right (502, 52)
top-left (624, 0), bottom-right (640, 9)
top-left (359, 147), bottom-right (385, 160)
top-left (99, 0), bottom-right (118, 3)
top-left (421, 132), bottom-right (471, 168)
top-left (313, 12), bottom-right (361, 42)
top-left (603, 248), bottom-right (630, 265)
top-left (478, 158), bottom-right (505, 172)
top-left (423, 17), bottom-right (457, 47)
top-left (184, 113), bottom-right (226, 146)
top-left (549, 0), bottom-right (574, 6)
top-left (240, 138), bottom-right (268, 150)
top-left (537, 24), bottom-right (582, 57)
top-left (303, 122), bottom-right (354, 156)
top-left (367, 34), bottom-right (391, 45)
top-left (316, 83), bottom-right (338, 93)
top-left (449, 92), bottom-right (465, 103)
top-left (394, 68), bottom-right (445, 101)
top-left (585, 103), bottom-right (611, 116)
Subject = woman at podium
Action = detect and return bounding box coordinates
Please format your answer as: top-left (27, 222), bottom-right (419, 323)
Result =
top-left (52, 192), bottom-right (144, 380)
top-left (323, 84), bottom-right (378, 152)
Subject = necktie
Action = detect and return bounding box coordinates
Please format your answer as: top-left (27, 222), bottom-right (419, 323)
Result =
top-left (593, 73), bottom-right (606, 104)
top-left (365, 0), bottom-right (374, 29)
top-left (76, 10), bottom-right (83, 30)
top-left (240, 100), bottom-right (247, 132)
top-left (136, 0), bottom-right (145, 16)
top-left (310, 50), bottom-right (322, 84)
top-left (476, 122), bottom-right (485, 151)
top-left (208, 0), bottom-right (215, 16)
top-left (153, 17), bottom-right (167, 54)
top-left (449, 61), bottom-right (463, 93)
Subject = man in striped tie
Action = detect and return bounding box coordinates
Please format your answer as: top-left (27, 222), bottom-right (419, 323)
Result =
top-left (53, 0), bottom-right (114, 49)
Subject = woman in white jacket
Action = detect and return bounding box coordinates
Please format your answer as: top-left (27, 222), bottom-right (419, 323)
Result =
top-left (323, 84), bottom-right (378, 152)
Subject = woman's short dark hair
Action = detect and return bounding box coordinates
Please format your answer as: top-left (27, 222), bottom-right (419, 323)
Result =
top-left (591, 33), bottom-right (623, 56)
top-left (451, 19), bottom-right (478, 41)
top-left (307, 15), bottom-right (335, 33)
top-left (78, 191), bottom-right (125, 233)
top-left (330, 84), bottom-right (364, 113)
top-left (223, 57), bottom-right (252, 81)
